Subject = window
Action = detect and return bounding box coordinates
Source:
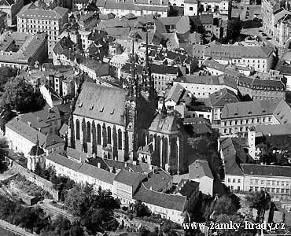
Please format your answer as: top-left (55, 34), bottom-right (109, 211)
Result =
top-left (189, 6), bottom-right (193, 10)
top-left (118, 129), bottom-right (122, 150)
top-left (87, 121), bottom-right (91, 142)
top-left (233, 179), bottom-right (236, 183)
top-left (107, 126), bottom-right (112, 144)
top-left (261, 180), bottom-right (264, 184)
top-left (97, 124), bottom-right (101, 145)
top-left (238, 179), bottom-right (241, 183)
top-left (76, 119), bottom-right (80, 140)
top-left (228, 178), bottom-right (231, 182)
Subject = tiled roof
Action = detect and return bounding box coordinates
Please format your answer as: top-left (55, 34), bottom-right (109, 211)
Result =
top-left (0, 0), bottom-right (14, 6)
top-left (46, 152), bottom-right (115, 184)
top-left (149, 113), bottom-right (181, 134)
top-left (178, 180), bottom-right (199, 198)
top-left (73, 82), bottom-right (127, 126)
top-left (238, 77), bottom-right (285, 91)
top-left (220, 137), bottom-right (244, 176)
top-left (189, 159), bottom-right (214, 179)
top-left (255, 124), bottom-right (291, 137)
top-left (165, 83), bottom-right (185, 103)
top-left (66, 147), bottom-right (89, 162)
top-left (176, 74), bottom-right (237, 89)
top-left (20, 105), bottom-right (60, 130)
top-left (44, 134), bottom-right (64, 148)
top-left (199, 14), bottom-right (213, 25)
top-left (221, 99), bottom-right (283, 119)
top-left (241, 164), bottom-right (291, 178)
top-left (143, 169), bottom-right (172, 192)
top-left (114, 169), bottom-right (146, 193)
top-left (204, 44), bottom-right (274, 59)
top-left (208, 88), bottom-right (239, 108)
top-left (18, 3), bottom-right (68, 19)
top-left (150, 64), bottom-right (179, 75)
top-left (134, 184), bottom-right (187, 212)
top-left (6, 117), bottom-right (47, 147)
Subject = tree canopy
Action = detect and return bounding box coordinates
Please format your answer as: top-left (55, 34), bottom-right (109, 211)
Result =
top-left (0, 138), bottom-right (8, 173)
top-left (0, 77), bottom-right (45, 113)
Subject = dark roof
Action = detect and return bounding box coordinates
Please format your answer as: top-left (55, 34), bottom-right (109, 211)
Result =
top-left (241, 164), bottom-right (291, 178)
top-left (143, 169), bottom-right (172, 192)
top-left (220, 137), bottom-right (244, 176)
top-left (165, 83), bottom-right (185, 103)
top-left (221, 99), bottom-right (283, 119)
top-left (178, 180), bottom-right (199, 198)
top-left (238, 76), bottom-right (285, 91)
top-left (199, 14), bottom-right (213, 25)
top-left (208, 88), bottom-right (239, 108)
top-left (150, 64), bottom-right (179, 75)
top-left (45, 134), bottom-right (65, 148)
top-left (189, 159), bottom-right (214, 179)
top-left (134, 184), bottom-right (187, 211)
top-left (29, 145), bottom-right (45, 156)
top-left (149, 113), bottom-right (181, 134)
top-left (114, 169), bottom-right (146, 192)
top-left (74, 82), bottom-right (127, 126)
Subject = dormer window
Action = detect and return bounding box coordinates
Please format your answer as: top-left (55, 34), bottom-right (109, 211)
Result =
top-left (78, 102), bottom-right (83, 107)
top-left (100, 107), bottom-right (104, 112)
top-left (110, 109), bottom-right (115, 115)
top-left (89, 105), bottom-right (94, 110)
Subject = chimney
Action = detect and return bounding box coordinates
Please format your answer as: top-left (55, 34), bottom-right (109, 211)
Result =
top-left (27, 121), bottom-right (31, 127)
top-left (125, 162), bottom-right (128, 167)
top-left (132, 161), bottom-right (136, 165)
top-left (97, 162), bottom-right (101, 168)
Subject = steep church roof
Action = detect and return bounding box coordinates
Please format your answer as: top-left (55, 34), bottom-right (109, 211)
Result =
top-left (73, 82), bottom-right (127, 126)
top-left (149, 112), bottom-right (181, 134)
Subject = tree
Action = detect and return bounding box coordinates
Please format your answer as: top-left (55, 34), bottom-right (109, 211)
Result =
top-left (246, 190), bottom-right (271, 223)
top-left (0, 77), bottom-right (45, 113)
top-left (0, 138), bottom-right (8, 173)
top-left (213, 195), bottom-right (240, 216)
top-left (64, 185), bottom-right (87, 216)
top-left (132, 201), bottom-right (151, 217)
top-left (226, 19), bottom-right (242, 42)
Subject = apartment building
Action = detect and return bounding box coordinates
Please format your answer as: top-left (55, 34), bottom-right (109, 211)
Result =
top-left (204, 44), bottom-right (274, 73)
top-left (237, 76), bottom-right (286, 101)
top-left (98, 0), bottom-right (168, 17)
top-left (220, 99), bottom-right (291, 137)
top-left (0, 31), bottom-right (48, 69)
top-left (173, 74), bottom-right (237, 99)
top-left (242, 164), bottom-right (291, 196)
top-left (0, 0), bottom-right (23, 26)
top-left (17, 2), bottom-right (68, 58)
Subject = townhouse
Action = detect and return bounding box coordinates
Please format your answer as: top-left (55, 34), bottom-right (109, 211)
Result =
top-left (220, 99), bottom-right (291, 137)
top-left (17, 2), bottom-right (68, 58)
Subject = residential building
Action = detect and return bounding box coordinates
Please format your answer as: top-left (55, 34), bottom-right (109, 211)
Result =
top-left (207, 88), bottom-right (239, 127)
top-left (134, 184), bottom-right (187, 223)
top-left (261, 0), bottom-right (281, 37)
top-left (241, 164), bottom-right (291, 197)
top-left (220, 99), bottom-right (291, 137)
top-left (45, 152), bottom-right (115, 192)
top-left (17, 2), bottom-right (69, 58)
top-left (184, 0), bottom-right (198, 16)
top-left (5, 117), bottom-right (65, 156)
top-left (99, 0), bottom-right (168, 17)
top-left (173, 74), bottom-right (237, 99)
top-left (199, 0), bottom-right (230, 18)
top-left (113, 169), bottom-right (146, 205)
top-left (0, 32), bottom-right (47, 69)
top-left (151, 64), bottom-right (180, 92)
top-left (237, 76), bottom-right (286, 101)
top-left (276, 50), bottom-right (291, 91)
top-left (19, 105), bottom-right (62, 135)
top-left (0, 0), bottom-right (23, 26)
top-left (193, 43), bottom-right (275, 73)
top-left (247, 124), bottom-right (291, 160)
top-left (220, 137), bottom-right (245, 191)
top-left (189, 159), bottom-right (214, 195)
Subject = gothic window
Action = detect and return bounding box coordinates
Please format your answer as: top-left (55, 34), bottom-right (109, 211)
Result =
top-left (118, 129), bottom-right (122, 150)
top-left (97, 124), bottom-right (101, 145)
top-left (76, 119), bottom-right (80, 140)
top-left (108, 126), bottom-right (112, 144)
top-left (87, 121), bottom-right (91, 142)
